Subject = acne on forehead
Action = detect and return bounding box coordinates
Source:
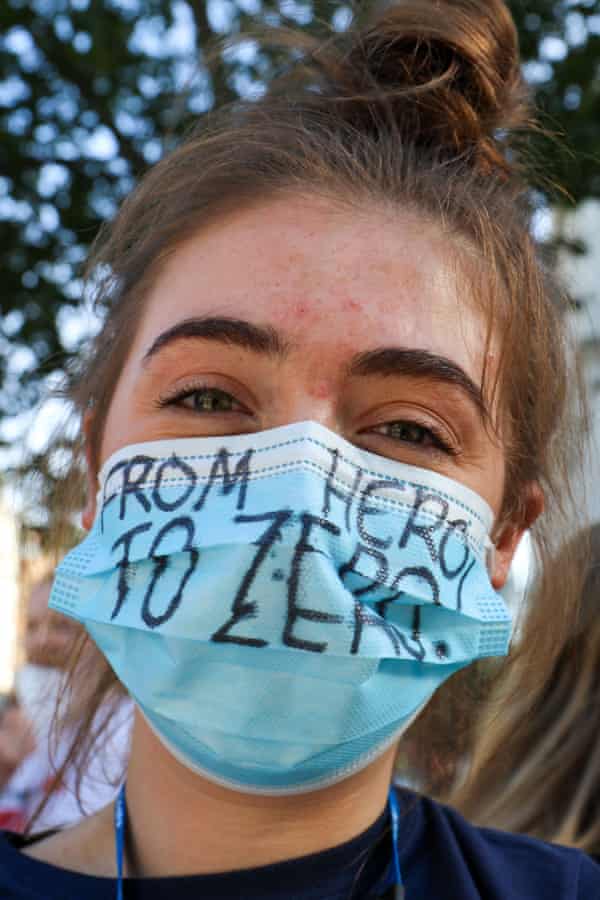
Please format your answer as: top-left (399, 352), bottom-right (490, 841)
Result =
top-left (145, 207), bottom-right (483, 351)
top-left (101, 197), bottom-right (500, 471)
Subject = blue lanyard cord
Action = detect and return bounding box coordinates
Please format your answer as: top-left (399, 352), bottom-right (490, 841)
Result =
top-left (378, 788), bottom-right (404, 899)
top-left (113, 783), bottom-right (404, 900)
top-left (114, 783), bottom-right (126, 900)
top-left (389, 788), bottom-right (405, 899)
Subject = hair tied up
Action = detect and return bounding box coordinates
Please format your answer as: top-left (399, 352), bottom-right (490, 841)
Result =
top-left (309, 0), bottom-right (532, 176)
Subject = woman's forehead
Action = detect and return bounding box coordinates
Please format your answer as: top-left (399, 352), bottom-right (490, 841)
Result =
top-left (133, 195), bottom-right (488, 381)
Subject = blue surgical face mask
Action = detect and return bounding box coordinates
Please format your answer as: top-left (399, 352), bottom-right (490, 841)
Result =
top-left (50, 420), bottom-right (510, 794)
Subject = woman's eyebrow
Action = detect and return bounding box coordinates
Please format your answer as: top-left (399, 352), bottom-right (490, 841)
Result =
top-left (349, 347), bottom-right (489, 422)
top-left (143, 317), bottom-right (488, 421)
top-left (142, 316), bottom-right (289, 362)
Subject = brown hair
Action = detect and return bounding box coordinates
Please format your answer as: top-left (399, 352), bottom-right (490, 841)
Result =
top-left (449, 525), bottom-right (600, 854)
top-left (35, 0), bottom-right (587, 828)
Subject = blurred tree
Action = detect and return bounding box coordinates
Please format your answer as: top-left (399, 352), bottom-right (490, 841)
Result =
top-left (0, 0), bottom-right (353, 423)
top-left (0, 0), bottom-right (599, 512)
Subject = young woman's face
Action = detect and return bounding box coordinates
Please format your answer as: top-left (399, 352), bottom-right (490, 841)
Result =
top-left (90, 195), bottom-right (528, 584)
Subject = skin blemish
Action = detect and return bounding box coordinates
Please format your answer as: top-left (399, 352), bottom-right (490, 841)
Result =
top-left (310, 380), bottom-right (335, 400)
top-left (99, 195), bottom-right (508, 524)
top-left (292, 301), bottom-right (310, 319)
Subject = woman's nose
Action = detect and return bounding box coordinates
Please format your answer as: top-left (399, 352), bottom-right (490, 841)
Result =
top-left (268, 382), bottom-right (342, 435)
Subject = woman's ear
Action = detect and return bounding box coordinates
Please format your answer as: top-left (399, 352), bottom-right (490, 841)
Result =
top-left (81, 410), bottom-right (98, 531)
top-left (490, 482), bottom-right (544, 590)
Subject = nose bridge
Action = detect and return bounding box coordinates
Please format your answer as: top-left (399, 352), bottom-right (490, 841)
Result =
top-left (272, 353), bottom-right (342, 433)
top-left (283, 399), bottom-right (339, 432)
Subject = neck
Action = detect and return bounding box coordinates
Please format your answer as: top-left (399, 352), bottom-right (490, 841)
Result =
top-left (123, 711), bottom-right (396, 877)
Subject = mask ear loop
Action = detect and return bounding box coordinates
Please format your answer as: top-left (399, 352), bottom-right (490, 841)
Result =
top-left (484, 537), bottom-right (496, 577)
top-left (114, 783), bottom-right (126, 900)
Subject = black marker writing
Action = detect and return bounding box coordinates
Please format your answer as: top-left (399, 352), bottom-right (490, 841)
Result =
top-left (193, 447), bottom-right (254, 512)
top-left (353, 601), bottom-right (403, 656)
top-left (391, 565), bottom-right (440, 606)
top-left (338, 543), bottom-right (389, 654)
top-left (152, 455), bottom-right (197, 512)
top-left (118, 456), bottom-right (156, 521)
top-left (284, 513), bottom-right (344, 653)
top-left (357, 479), bottom-right (403, 550)
top-left (439, 519), bottom-right (470, 579)
top-left (339, 543), bottom-right (389, 597)
top-left (397, 606), bottom-right (426, 661)
top-left (212, 509), bottom-right (292, 647)
top-left (321, 449), bottom-right (363, 532)
top-left (110, 521), bottom-right (152, 620)
top-left (141, 516), bottom-right (198, 629)
top-left (398, 487), bottom-right (449, 563)
top-left (373, 600), bottom-right (426, 661)
top-left (372, 570), bottom-right (435, 660)
top-left (100, 459), bottom-right (128, 534)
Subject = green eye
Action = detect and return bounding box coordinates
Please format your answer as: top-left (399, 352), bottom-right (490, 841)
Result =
top-left (379, 420), bottom-right (455, 455)
top-left (386, 421), bottom-right (431, 445)
top-left (182, 388), bottom-right (238, 413)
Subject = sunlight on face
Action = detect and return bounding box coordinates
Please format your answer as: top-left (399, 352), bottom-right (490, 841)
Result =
top-left (84, 191), bottom-right (532, 592)
top-left (99, 196), bottom-right (504, 513)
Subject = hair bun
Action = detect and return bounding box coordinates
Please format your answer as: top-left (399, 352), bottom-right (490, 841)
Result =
top-left (331, 0), bottom-right (531, 173)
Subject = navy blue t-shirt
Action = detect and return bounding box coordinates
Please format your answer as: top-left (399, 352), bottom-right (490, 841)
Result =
top-left (0, 789), bottom-right (598, 899)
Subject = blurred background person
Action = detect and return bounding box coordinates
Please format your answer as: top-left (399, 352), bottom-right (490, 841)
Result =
top-left (395, 661), bottom-right (496, 798)
top-left (16, 576), bottom-right (79, 742)
top-left (0, 701), bottom-right (36, 831)
top-left (0, 576), bottom-right (74, 831)
top-left (391, 545), bottom-right (534, 797)
top-left (0, 576), bottom-right (132, 832)
top-left (448, 523), bottom-right (600, 862)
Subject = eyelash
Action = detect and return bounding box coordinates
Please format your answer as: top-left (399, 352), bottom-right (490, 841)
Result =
top-left (375, 419), bottom-right (458, 456)
top-left (155, 383), bottom-right (247, 414)
top-left (157, 385), bottom-right (457, 456)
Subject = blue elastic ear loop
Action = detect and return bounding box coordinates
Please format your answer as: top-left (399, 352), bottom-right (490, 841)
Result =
top-left (114, 783), bottom-right (125, 900)
top-left (114, 783), bottom-right (404, 899)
